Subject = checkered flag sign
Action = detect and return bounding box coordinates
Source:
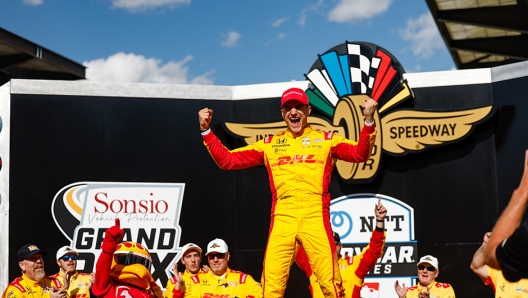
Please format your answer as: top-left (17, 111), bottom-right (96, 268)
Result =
top-left (347, 43), bottom-right (380, 95)
top-left (304, 41), bottom-right (412, 117)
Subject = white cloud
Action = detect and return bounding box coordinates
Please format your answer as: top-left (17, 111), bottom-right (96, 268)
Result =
top-left (111, 0), bottom-right (190, 12)
top-left (264, 32), bottom-right (287, 46)
top-left (398, 12), bottom-right (444, 59)
top-left (299, 0), bottom-right (324, 27)
top-left (328, 0), bottom-right (393, 23)
top-left (221, 31), bottom-right (241, 48)
top-left (23, 0), bottom-right (43, 6)
top-left (83, 52), bottom-right (215, 85)
top-left (272, 18), bottom-right (287, 28)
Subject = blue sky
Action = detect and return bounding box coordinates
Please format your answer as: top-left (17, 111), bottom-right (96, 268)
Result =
top-left (0, 0), bottom-right (456, 86)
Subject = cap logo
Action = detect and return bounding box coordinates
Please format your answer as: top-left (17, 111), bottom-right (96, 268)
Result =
top-left (283, 90), bottom-right (304, 98)
top-left (210, 243), bottom-right (220, 248)
top-left (424, 257), bottom-right (433, 261)
top-left (28, 245), bottom-right (39, 251)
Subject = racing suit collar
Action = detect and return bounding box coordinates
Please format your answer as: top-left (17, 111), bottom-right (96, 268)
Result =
top-left (184, 269), bottom-right (203, 275)
top-left (285, 125), bottom-right (312, 138)
top-left (58, 269), bottom-right (79, 279)
top-left (22, 273), bottom-right (45, 286)
top-left (417, 282), bottom-right (434, 292)
top-left (208, 267), bottom-right (230, 282)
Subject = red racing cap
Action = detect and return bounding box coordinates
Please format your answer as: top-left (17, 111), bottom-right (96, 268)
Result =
top-left (281, 87), bottom-right (309, 108)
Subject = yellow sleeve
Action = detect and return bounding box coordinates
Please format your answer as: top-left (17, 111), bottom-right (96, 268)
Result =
top-left (243, 274), bottom-right (263, 298)
top-left (164, 277), bottom-right (175, 298)
top-left (2, 284), bottom-right (26, 298)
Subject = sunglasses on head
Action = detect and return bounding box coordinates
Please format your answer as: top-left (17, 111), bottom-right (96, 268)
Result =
top-left (207, 253), bottom-right (226, 260)
top-left (60, 255), bottom-right (78, 261)
top-left (418, 265), bottom-right (436, 271)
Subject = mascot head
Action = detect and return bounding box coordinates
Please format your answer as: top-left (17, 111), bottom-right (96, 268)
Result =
top-left (110, 241), bottom-right (153, 289)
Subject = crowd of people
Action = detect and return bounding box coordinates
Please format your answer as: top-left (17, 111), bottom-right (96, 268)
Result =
top-left (3, 87), bottom-right (528, 298)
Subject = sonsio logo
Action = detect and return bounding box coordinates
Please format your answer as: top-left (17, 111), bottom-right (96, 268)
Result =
top-left (222, 41), bottom-right (495, 183)
top-left (51, 182), bottom-right (186, 289)
top-left (330, 193), bottom-right (417, 297)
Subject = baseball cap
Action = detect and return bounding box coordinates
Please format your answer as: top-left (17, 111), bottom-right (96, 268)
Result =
top-left (56, 246), bottom-right (79, 260)
top-left (281, 87), bottom-right (309, 108)
top-left (17, 244), bottom-right (47, 262)
top-left (206, 238), bottom-right (228, 255)
top-left (417, 255), bottom-right (439, 270)
top-left (181, 243), bottom-right (202, 256)
top-left (333, 232), bottom-right (341, 244)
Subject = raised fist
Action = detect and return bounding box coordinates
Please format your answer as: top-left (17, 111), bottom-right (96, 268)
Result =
top-left (102, 218), bottom-right (124, 252)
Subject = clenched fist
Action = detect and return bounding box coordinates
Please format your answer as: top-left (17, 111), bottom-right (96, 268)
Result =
top-left (198, 108), bottom-right (213, 131)
top-left (363, 98), bottom-right (378, 124)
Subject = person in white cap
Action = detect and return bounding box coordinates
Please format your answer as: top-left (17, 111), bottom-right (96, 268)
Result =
top-left (164, 243), bottom-right (205, 298)
top-left (50, 246), bottom-right (94, 298)
top-left (169, 238), bottom-right (262, 298)
top-left (394, 255), bottom-right (455, 298)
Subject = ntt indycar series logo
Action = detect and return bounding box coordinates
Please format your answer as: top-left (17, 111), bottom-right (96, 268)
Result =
top-left (51, 182), bottom-right (185, 288)
top-left (330, 193), bottom-right (417, 298)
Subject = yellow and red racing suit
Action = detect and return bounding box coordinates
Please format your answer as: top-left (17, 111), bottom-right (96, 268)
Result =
top-left (164, 270), bottom-right (204, 298)
top-left (405, 282), bottom-right (456, 298)
top-left (202, 124), bottom-right (376, 298)
top-left (49, 270), bottom-right (92, 298)
top-left (1, 274), bottom-right (60, 298)
top-left (170, 268), bottom-right (262, 298)
top-left (484, 266), bottom-right (528, 297)
top-left (296, 229), bottom-right (385, 298)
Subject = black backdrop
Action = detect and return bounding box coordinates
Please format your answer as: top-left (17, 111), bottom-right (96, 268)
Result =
top-left (6, 73), bottom-right (528, 297)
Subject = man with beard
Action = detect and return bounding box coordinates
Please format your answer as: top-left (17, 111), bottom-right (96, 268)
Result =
top-left (394, 255), bottom-right (456, 298)
top-left (164, 243), bottom-right (205, 298)
top-left (2, 244), bottom-right (66, 298)
top-left (169, 238), bottom-right (262, 298)
top-left (198, 87), bottom-right (378, 298)
top-left (50, 246), bottom-right (93, 298)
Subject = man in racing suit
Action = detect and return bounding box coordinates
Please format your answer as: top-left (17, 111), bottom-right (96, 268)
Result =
top-left (471, 232), bottom-right (528, 297)
top-left (164, 243), bottom-right (205, 298)
top-left (394, 255), bottom-right (456, 298)
top-left (485, 150), bottom-right (528, 282)
top-left (198, 87), bottom-right (378, 298)
top-left (2, 244), bottom-right (64, 298)
top-left (296, 198), bottom-right (386, 298)
top-left (50, 246), bottom-right (93, 298)
top-left (169, 238), bottom-right (262, 298)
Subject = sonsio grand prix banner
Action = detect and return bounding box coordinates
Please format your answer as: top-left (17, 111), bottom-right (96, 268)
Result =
top-left (51, 182), bottom-right (185, 287)
top-left (224, 41), bottom-right (495, 183)
top-left (330, 194), bottom-right (416, 298)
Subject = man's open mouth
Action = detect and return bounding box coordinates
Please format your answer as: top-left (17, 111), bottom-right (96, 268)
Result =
top-left (290, 117), bottom-right (300, 124)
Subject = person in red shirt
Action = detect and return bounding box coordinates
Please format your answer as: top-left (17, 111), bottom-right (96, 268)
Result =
top-left (91, 219), bottom-right (163, 298)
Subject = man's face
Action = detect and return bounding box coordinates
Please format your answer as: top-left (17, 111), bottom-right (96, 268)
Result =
top-left (181, 249), bottom-right (202, 274)
top-left (281, 101), bottom-right (311, 137)
top-left (417, 262), bottom-right (438, 286)
top-left (56, 254), bottom-right (77, 275)
top-left (19, 254), bottom-right (45, 281)
top-left (335, 241), bottom-right (342, 258)
top-left (207, 252), bottom-right (229, 276)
